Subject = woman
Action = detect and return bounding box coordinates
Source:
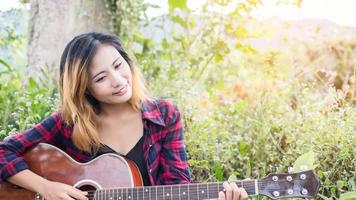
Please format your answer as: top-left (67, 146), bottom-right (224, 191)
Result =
top-left (0, 32), bottom-right (247, 200)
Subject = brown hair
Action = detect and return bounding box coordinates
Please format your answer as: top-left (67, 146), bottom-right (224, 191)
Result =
top-left (59, 32), bottom-right (151, 152)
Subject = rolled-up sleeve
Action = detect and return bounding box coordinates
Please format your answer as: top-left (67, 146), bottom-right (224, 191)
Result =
top-left (0, 112), bottom-right (63, 183)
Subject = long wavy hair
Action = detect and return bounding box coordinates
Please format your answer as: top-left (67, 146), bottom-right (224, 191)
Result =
top-left (59, 32), bottom-right (151, 153)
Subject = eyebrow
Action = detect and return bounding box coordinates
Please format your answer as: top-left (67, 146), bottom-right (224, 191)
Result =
top-left (92, 57), bottom-right (121, 80)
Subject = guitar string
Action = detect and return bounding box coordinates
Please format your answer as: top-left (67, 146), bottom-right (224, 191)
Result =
top-left (82, 178), bottom-right (307, 195)
top-left (83, 179), bottom-right (308, 194)
top-left (85, 187), bottom-right (306, 195)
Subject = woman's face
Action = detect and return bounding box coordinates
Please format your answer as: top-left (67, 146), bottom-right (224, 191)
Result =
top-left (88, 44), bottom-right (132, 106)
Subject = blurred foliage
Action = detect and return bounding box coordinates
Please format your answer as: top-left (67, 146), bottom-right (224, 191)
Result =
top-left (0, 9), bottom-right (27, 70)
top-left (1, 0), bottom-right (355, 199)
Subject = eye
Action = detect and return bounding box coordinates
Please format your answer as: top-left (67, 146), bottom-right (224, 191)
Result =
top-left (96, 76), bottom-right (106, 82)
top-left (114, 62), bottom-right (122, 70)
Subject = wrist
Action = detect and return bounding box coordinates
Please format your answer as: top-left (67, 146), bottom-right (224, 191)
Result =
top-left (34, 177), bottom-right (50, 195)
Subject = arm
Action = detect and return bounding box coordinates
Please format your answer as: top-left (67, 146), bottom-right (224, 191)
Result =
top-left (0, 112), bottom-right (88, 200)
top-left (157, 100), bottom-right (191, 185)
top-left (0, 112), bottom-right (63, 183)
top-left (8, 170), bottom-right (87, 200)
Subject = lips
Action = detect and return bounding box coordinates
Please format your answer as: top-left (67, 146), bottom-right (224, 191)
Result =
top-left (112, 84), bottom-right (128, 96)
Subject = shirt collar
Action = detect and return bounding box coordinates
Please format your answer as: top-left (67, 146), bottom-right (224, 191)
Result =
top-left (141, 100), bottom-right (166, 127)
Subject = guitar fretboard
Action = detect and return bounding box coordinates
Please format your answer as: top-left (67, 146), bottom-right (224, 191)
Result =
top-left (92, 180), bottom-right (259, 200)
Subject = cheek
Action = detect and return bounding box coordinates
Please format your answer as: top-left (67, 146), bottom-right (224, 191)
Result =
top-left (89, 83), bottom-right (109, 97)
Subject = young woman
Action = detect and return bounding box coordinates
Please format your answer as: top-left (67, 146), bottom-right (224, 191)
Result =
top-left (0, 32), bottom-right (248, 200)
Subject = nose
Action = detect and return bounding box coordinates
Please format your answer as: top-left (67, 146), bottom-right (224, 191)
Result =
top-left (111, 72), bottom-right (126, 88)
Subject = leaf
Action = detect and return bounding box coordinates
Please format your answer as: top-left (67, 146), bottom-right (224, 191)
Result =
top-left (161, 39), bottom-right (169, 49)
top-left (348, 178), bottom-right (356, 191)
top-left (337, 180), bottom-right (346, 189)
top-left (228, 174), bottom-right (237, 182)
top-left (292, 151), bottom-right (316, 172)
top-left (340, 192), bottom-right (356, 200)
top-left (26, 77), bottom-right (39, 92)
top-left (235, 43), bottom-right (257, 54)
top-left (168, 0), bottom-right (187, 13)
top-left (238, 141), bottom-right (250, 156)
top-left (0, 58), bottom-right (12, 73)
top-left (214, 160), bottom-right (223, 181)
top-left (171, 15), bottom-right (186, 27)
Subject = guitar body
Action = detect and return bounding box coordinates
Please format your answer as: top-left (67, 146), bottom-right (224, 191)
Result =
top-left (0, 143), bottom-right (143, 200)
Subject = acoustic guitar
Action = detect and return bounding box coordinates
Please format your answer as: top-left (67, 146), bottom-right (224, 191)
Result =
top-left (0, 143), bottom-right (320, 199)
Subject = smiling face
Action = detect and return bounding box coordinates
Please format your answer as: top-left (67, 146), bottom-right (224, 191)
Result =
top-left (88, 44), bottom-right (133, 106)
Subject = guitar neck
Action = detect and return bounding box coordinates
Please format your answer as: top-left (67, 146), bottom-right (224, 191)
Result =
top-left (94, 180), bottom-right (259, 200)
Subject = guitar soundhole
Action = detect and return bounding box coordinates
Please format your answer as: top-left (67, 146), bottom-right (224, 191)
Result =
top-left (78, 184), bottom-right (96, 192)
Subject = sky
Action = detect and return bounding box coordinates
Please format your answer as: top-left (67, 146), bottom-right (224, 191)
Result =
top-left (1, 0), bottom-right (356, 28)
top-left (146, 0), bottom-right (356, 28)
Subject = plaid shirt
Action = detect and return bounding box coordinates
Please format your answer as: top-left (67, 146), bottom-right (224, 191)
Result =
top-left (0, 99), bottom-right (191, 185)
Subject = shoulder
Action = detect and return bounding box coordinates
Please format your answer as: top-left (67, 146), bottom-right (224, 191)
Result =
top-left (155, 98), bottom-right (180, 115)
top-left (142, 98), bottom-right (181, 126)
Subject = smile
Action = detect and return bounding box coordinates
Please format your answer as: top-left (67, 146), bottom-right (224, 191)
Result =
top-left (112, 84), bottom-right (128, 96)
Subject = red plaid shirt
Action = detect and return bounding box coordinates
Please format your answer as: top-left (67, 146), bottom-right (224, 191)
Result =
top-left (0, 99), bottom-right (191, 185)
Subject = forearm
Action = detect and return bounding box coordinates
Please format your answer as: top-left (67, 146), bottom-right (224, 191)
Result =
top-left (7, 169), bottom-right (49, 194)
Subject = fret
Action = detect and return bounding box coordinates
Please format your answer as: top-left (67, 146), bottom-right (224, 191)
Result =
top-left (130, 187), bottom-right (133, 200)
top-left (114, 189), bottom-right (119, 199)
top-left (122, 187), bottom-right (127, 200)
top-left (179, 184), bottom-right (188, 200)
top-left (149, 186), bottom-right (155, 200)
top-left (155, 185), bottom-right (162, 200)
top-left (207, 182), bottom-right (209, 199)
top-left (188, 184), bottom-right (190, 200)
top-left (178, 184), bottom-right (180, 200)
top-left (144, 187), bottom-right (149, 200)
top-left (188, 184), bottom-right (198, 200)
top-left (94, 190), bottom-right (98, 200)
top-left (211, 182), bottom-right (221, 199)
top-left (119, 188), bottom-right (123, 200)
top-left (198, 183), bottom-right (209, 200)
top-left (132, 187), bottom-right (138, 200)
top-left (171, 185), bottom-right (173, 200)
top-left (137, 187), bottom-right (144, 200)
top-left (197, 183), bottom-right (199, 200)
top-left (188, 184), bottom-right (190, 199)
top-left (218, 182), bottom-right (220, 194)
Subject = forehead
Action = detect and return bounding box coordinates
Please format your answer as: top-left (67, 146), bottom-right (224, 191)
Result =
top-left (89, 44), bottom-right (123, 72)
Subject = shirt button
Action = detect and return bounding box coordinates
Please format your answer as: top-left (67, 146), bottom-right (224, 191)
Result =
top-left (149, 169), bottom-right (152, 173)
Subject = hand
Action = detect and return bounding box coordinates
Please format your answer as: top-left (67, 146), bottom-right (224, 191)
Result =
top-left (218, 181), bottom-right (248, 200)
top-left (38, 180), bottom-right (88, 200)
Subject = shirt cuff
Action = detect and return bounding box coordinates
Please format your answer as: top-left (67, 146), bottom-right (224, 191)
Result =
top-left (0, 157), bottom-right (29, 183)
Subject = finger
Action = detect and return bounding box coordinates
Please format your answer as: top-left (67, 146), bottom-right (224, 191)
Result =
top-left (223, 181), bottom-right (233, 200)
top-left (67, 187), bottom-right (88, 200)
top-left (240, 188), bottom-right (248, 200)
top-left (59, 193), bottom-right (75, 200)
top-left (219, 191), bottom-right (225, 200)
top-left (230, 182), bottom-right (240, 200)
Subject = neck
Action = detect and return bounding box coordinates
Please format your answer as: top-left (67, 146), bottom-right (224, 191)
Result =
top-left (91, 180), bottom-right (260, 200)
top-left (99, 102), bottom-right (134, 118)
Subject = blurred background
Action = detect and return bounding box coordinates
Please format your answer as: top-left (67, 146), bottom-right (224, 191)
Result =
top-left (0, 0), bottom-right (355, 199)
